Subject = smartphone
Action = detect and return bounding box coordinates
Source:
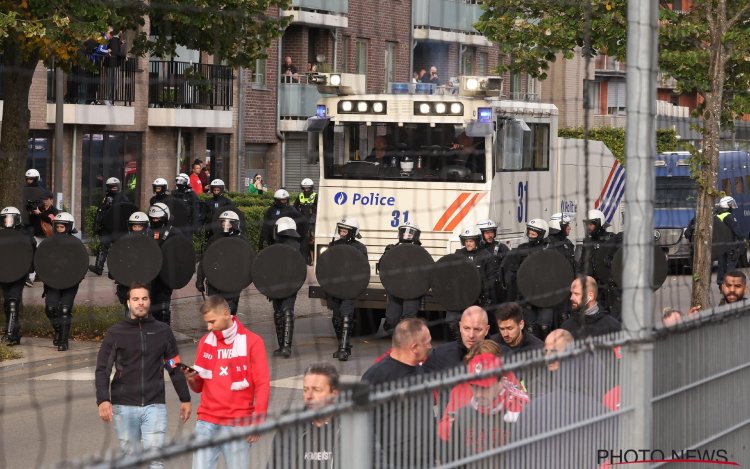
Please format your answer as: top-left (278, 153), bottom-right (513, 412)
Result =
top-left (176, 363), bottom-right (198, 374)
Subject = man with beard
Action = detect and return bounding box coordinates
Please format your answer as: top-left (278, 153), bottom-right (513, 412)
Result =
top-left (560, 276), bottom-right (621, 339)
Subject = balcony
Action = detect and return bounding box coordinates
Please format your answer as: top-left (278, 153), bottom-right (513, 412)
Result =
top-left (412, 0), bottom-right (490, 46)
top-left (657, 72), bottom-right (678, 89)
top-left (148, 61), bottom-right (233, 128)
top-left (594, 55), bottom-right (626, 77)
top-left (281, 0), bottom-right (348, 28)
top-left (279, 76), bottom-right (326, 132)
top-left (46, 58), bottom-right (136, 126)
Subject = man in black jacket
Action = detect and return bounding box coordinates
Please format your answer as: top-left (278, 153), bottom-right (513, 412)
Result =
top-left (89, 177), bottom-right (129, 275)
top-left (95, 283), bottom-right (191, 466)
top-left (424, 306), bottom-right (490, 372)
top-left (174, 173), bottom-right (202, 236)
top-left (491, 302), bottom-right (543, 356)
top-left (560, 276), bottom-right (621, 339)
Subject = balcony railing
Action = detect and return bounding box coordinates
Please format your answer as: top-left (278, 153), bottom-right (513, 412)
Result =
top-left (594, 55), bottom-right (625, 73)
top-left (290, 0), bottom-right (347, 15)
top-left (412, 0), bottom-right (482, 35)
top-left (279, 75), bottom-right (324, 119)
top-left (47, 58), bottom-right (136, 105)
top-left (149, 61), bottom-right (233, 110)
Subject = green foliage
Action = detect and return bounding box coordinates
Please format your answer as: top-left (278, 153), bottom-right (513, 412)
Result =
top-left (21, 304), bottom-right (124, 341)
top-left (194, 191), bottom-right (276, 250)
top-left (557, 127), bottom-right (679, 164)
top-left (84, 205), bottom-right (100, 254)
top-left (0, 343), bottom-right (22, 362)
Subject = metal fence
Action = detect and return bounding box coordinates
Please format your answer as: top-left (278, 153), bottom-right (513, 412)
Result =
top-left (65, 302), bottom-right (750, 469)
top-left (47, 58), bottom-right (136, 105)
top-left (148, 60), bottom-right (233, 110)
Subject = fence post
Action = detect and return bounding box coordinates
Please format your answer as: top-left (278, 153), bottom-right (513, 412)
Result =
top-left (340, 382), bottom-right (372, 469)
top-left (622, 0), bottom-right (658, 458)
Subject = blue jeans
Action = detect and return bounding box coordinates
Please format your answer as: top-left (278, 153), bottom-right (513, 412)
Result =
top-left (112, 404), bottom-right (167, 469)
top-left (192, 420), bottom-right (251, 469)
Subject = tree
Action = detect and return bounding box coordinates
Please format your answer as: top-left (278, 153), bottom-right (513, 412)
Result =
top-left (476, 0), bottom-right (750, 308)
top-left (0, 0), bottom-right (290, 209)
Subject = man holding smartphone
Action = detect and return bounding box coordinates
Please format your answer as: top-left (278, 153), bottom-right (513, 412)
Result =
top-left (95, 282), bottom-right (192, 468)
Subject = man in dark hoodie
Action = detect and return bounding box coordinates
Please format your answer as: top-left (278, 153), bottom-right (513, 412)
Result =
top-left (560, 276), bottom-right (621, 339)
top-left (95, 283), bottom-right (191, 467)
top-left (491, 302), bottom-right (543, 356)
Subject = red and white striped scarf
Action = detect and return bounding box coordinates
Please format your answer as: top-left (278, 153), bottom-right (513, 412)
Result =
top-left (193, 318), bottom-right (250, 391)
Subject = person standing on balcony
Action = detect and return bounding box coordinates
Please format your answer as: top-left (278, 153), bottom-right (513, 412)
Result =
top-left (281, 56), bottom-right (299, 84)
top-left (428, 66), bottom-right (441, 86)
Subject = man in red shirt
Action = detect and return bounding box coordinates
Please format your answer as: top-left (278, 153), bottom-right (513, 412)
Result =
top-left (189, 161), bottom-right (204, 195)
top-left (184, 296), bottom-right (270, 469)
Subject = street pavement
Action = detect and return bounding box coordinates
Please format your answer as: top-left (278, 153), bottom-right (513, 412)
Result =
top-left (0, 260), bottom-right (738, 467)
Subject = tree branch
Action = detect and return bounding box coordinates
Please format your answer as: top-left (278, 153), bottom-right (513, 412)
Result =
top-left (726, 3), bottom-right (750, 30)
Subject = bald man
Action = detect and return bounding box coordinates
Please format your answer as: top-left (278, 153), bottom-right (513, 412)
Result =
top-left (560, 276), bottom-right (621, 339)
top-left (544, 329), bottom-right (575, 372)
top-left (424, 306), bottom-right (491, 372)
top-left (362, 318), bottom-right (432, 386)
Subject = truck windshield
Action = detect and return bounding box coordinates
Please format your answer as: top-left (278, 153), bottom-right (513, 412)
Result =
top-left (655, 176), bottom-right (697, 208)
top-left (321, 122), bottom-right (487, 182)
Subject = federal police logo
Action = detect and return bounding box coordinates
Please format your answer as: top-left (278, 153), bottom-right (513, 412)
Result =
top-left (334, 192), bottom-right (348, 205)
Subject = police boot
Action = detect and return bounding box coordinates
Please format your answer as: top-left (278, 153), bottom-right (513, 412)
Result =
top-left (333, 316), bottom-right (353, 361)
top-left (58, 305), bottom-right (72, 351)
top-left (272, 310), bottom-right (285, 356)
top-left (88, 245), bottom-right (108, 276)
top-left (3, 300), bottom-right (21, 346)
top-left (279, 309), bottom-right (294, 358)
top-left (45, 305), bottom-right (61, 346)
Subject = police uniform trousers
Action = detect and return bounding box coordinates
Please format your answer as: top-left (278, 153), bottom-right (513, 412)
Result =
top-left (717, 249), bottom-right (739, 287)
top-left (150, 277), bottom-right (173, 323)
top-left (44, 284), bottom-right (80, 309)
top-left (385, 295), bottom-right (420, 330)
top-left (2, 279), bottom-right (25, 339)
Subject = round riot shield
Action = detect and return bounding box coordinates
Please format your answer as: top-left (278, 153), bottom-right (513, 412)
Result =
top-left (202, 236), bottom-right (255, 292)
top-left (108, 234), bottom-right (163, 285)
top-left (34, 235), bottom-right (89, 289)
top-left (22, 186), bottom-right (48, 226)
top-left (252, 244), bottom-right (307, 299)
top-left (211, 206), bottom-right (246, 230)
top-left (517, 250), bottom-right (575, 307)
top-left (712, 219), bottom-right (735, 260)
top-left (315, 244), bottom-right (370, 300)
top-left (163, 198), bottom-right (190, 229)
top-left (611, 246), bottom-right (669, 290)
top-left (379, 244), bottom-right (434, 300)
top-left (0, 230), bottom-right (34, 283)
top-left (158, 236), bottom-right (195, 289)
top-left (101, 202), bottom-right (139, 240)
top-left (429, 254), bottom-right (481, 311)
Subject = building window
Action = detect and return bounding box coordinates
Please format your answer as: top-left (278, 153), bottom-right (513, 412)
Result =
top-left (252, 59), bottom-right (266, 87)
top-left (341, 36), bottom-right (349, 72)
top-left (461, 49), bottom-right (474, 76)
top-left (509, 70), bottom-right (521, 100)
top-left (384, 42), bottom-right (396, 92)
top-left (27, 131), bottom-right (52, 187)
top-left (477, 52), bottom-right (487, 76)
top-left (527, 76), bottom-right (540, 101)
top-left (356, 38), bottom-right (368, 76)
top-left (207, 134), bottom-right (230, 184)
top-left (607, 80), bottom-right (627, 115)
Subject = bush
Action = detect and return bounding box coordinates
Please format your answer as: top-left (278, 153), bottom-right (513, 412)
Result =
top-left (558, 127), bottom-right (680, 165)
top-left (21, 304), bottom-right (124, 341)
top-left (84, 205), bottom-right (100, 254)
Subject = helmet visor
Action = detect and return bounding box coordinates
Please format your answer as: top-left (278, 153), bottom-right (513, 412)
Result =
top-left (400, 226), bottom-right (419, 240)
top-left (3, 214), bottom-right (15, 228)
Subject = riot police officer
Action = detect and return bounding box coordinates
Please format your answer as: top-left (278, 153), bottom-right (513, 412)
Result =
top-left (43, 213), bottom-right (81, 351)
top-left (174, 172), bottom-right (202, 235)
top-left (196, 210), bottom-right (245, 315)
top-left (203, 179), bottom-right (234, 237)
top-left (149, 177), bottom-right (171, 205)
top-left (270, 217), bottom-right (304, 358)
top-left (293, 178), bottom-right (318, 265)
top-left (259, 189), bottom-right (306, 251)
top-left (477, 219), bottom-right (509, 303)
top-left (446, 226), bottom-right (497, 338)
top-left (503, 219), bottom-right (556, 340)
top-left (714, 196), bottom-right (745, 289)
top-left (113, 212), bottom-right (151, 308)
top-left (0, 207), bottom-right (35, 346)
top-left (328, 218), bottom-right (367, 361)
top-left (147, 203), bottom-right (184, 324)
top-left (379, 221), bottom-right (423, 333)
top-left (580, 209), bottom-right (623, 320)
top-left (89, 177), bottom-right (130, 275)
top-left (24, 168), bottom-right (46, 190)
top-left (548, 213), bottom-right (576, 270)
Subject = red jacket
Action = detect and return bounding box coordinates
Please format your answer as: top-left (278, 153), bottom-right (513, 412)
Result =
top-left (193, 319), bottom-right (270, 426)
top-left (189, 173), bottom-right (204, 194)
